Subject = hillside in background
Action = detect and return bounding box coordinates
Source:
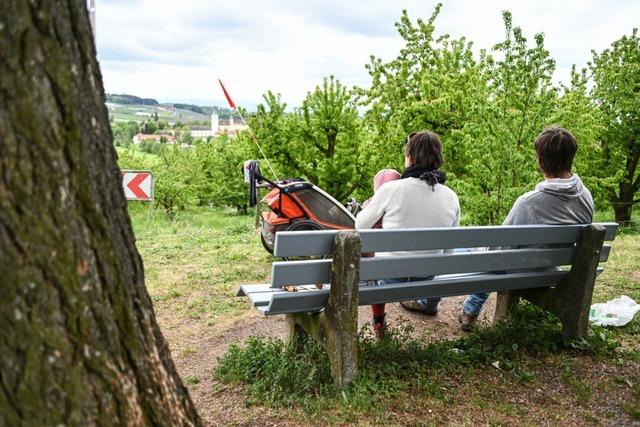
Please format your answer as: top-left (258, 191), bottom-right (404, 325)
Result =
top-left (106, 93), bottom-right (159, 105)
top-left (106, 93), bottom-right (237, 124)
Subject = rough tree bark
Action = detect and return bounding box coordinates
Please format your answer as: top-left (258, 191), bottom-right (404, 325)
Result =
top-left (610, 144), bottom-right (639, 224)
top-left (0, 1), bottom-right (201, 425)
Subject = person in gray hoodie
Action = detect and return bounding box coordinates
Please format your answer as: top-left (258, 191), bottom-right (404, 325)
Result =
top-left (458, 126), bottom-right (594, 331)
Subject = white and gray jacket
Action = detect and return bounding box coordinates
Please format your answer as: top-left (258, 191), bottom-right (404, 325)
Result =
top-left (504, 174), bottom-right (594, 226)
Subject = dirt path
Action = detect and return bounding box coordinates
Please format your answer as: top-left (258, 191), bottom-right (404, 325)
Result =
top-left (157, 295), bottom-right (496, 425)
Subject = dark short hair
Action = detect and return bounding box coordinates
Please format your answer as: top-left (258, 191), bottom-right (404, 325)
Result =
top-left (405, 131), bottom-right (443, 170)
top-left (533, 127), bottom-right (578, 176)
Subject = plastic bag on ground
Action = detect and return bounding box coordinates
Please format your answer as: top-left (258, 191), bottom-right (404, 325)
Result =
top-left (589, 295), bottom-right (640, 327)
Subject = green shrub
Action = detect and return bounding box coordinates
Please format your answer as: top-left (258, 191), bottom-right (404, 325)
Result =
top-left (214, 335), bottom-right (332, 405)
top-left (213, 303), bottom-right (618, 410)
top-left (194, 135), bottom-right (256, 212)
top-left (153, 146), bottom-right (206, 217)
top-left (139, 140), bottom-right (163, 155)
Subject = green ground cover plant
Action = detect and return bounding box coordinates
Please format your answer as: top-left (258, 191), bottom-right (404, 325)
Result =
top-left (214, 304), bottom-right (619, 416)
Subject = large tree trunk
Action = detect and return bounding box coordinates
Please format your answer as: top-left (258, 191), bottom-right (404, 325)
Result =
top-left (0, 1), bottom-right (201, 425)
top-left (612, 198), bottom-right (634, 225)
top-left (611, 144), bottom-right (640, 225)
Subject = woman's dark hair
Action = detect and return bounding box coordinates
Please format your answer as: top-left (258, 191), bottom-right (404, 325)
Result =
top-left (534, 126), bottom-right (578, 176)
top-left (405, 131), bottom-right (443, 170)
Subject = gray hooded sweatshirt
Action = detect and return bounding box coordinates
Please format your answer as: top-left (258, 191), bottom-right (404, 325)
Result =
top-left (504, 174), bottom-right (594, 226)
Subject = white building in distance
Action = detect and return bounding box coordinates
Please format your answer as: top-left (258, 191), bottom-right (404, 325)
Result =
top-left (190, 113), bottom-right (219, 138)
top-left (220, 117), bottom-right (249, 136)
top-left (189, 114), bottom-right (247, 139)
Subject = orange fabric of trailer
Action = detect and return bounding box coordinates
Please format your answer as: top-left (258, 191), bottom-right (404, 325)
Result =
top-left (262, 189), bottom-right (305, 219)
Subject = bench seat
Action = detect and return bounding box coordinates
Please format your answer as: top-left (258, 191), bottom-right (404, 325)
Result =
top-left (241, 268), bottom-right (605, 315)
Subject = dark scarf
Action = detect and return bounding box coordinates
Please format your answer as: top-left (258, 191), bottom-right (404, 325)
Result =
top-left (401, 166), bottom-right (446, 191)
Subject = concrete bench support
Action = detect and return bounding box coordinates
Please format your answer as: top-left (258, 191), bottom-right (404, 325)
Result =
top-left (285, 230), bottom-right (362, 387)
top-left (493, 224), bottom-right (606, 343)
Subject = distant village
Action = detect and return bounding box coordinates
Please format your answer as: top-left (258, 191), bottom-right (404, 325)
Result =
top-left (131, 113), bottom-right (248, 146)
top-left (105, 94), bottom-right (250, 148)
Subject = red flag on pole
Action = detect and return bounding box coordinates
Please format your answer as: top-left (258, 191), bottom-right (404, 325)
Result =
top-left (218, 79), bottom-right (237, 110)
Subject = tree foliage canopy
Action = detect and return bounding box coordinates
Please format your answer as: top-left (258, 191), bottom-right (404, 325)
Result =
top-left (250, 76), bottom-right (363, 201)
top-left (115, 6), bottom-right (639, 225)
top-left (589, 29), bottom-right (640, 223)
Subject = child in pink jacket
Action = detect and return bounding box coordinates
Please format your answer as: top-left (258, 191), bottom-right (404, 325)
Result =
top-left (363, 169), bottom-right (401, 337)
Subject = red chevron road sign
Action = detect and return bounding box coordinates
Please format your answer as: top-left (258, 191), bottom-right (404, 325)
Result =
top-left (122, 170), bottom-right (154, 201)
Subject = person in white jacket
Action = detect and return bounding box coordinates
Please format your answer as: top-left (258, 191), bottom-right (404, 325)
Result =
top-left (355, 131), bottom-right (460, 328)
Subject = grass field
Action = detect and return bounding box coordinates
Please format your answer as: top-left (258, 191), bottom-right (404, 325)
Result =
top-left (115, 146), bottom-right (162, 166)
top-left (130, 205), bottom-right (639, 425)
top-left (129, 205), bottom-right (269, 321)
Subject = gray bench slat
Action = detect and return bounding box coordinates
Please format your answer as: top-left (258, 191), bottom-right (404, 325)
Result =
top-left (236, 283), bottom-right (272, 297)
top-left (248, 292), bottom-right (280, 306)
top-left (246, 286), bottom-right (327, 306)
top-left (274, 223), bottom-right (618, 257)
top-left (264, 270), bottom-right (567, 315)
top-left (244, 268), bottom-right (605, 314)
top-left (271, 246), bottom-right (611, 287)
top-left (239, 283), bottom-right (332, 297)
top-left (238, 283), bottom-right (328, 297)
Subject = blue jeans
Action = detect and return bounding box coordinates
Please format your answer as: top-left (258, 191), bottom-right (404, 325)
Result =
top-left (463, 292), bottom-right (490, 315)
top-left (379, 276), bottom-right (440, 308)
top-left (453, 248), bottom-right (490, 315)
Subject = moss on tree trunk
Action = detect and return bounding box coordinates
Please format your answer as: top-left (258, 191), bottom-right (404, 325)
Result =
top-left (0, 1), bottom-right (201, 425)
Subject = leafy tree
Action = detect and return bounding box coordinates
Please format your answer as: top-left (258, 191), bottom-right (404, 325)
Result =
top-left (550, 68), bottom-right (607, 207)
top-left (140, 140), bottom-right (162, 154)
top-left (589, 29), bottom-right (640, 224)
top-left (111, 121), bottom-right (141, 147)
top-left (111, 122), bottom-right (128, 146)
top-left (125, 121), bottom-right (140, 139)
top-left (359, 5), bottom-right (485, 185)
top-left (454, 12), bottom-right (558, 224)
top-left (252, 76), bottom-right (364, 201)
top-left (176, 127), bottom-right (194, 145)
top-left (360, 7), bottom-right (558, 224)
top-left (153, 146), bottom-right (207, 217)
top-left (196, 134), bottom-right (257, 212)
top-left (142, 120), bottom-right (158, 134)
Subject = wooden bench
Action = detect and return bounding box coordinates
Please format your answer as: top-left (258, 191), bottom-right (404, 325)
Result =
top-left (238, 223), bottom-right (618, 386)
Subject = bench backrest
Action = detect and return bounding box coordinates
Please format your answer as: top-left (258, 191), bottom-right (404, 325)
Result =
top-left (270, 224), bottom-right (618, 287)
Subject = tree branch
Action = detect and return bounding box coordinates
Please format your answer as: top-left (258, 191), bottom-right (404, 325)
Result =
top-left (335, 179), bottom-right (361, 202)
top-left (631, 143), bottom-right (640, 192)
top-left (282, 152), bottom-right (318, 184)
top-left (313, 141), bottom-right (328, 156)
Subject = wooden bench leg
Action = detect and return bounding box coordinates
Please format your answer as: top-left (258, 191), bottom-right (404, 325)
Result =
top-left (283, 230), bottom-right (361, 387)
top-left (511, 225), bottom-right (606, 343)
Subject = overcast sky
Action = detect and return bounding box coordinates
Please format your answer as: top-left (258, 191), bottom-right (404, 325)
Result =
top-left (96, 0), bottom-right (638, 109)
